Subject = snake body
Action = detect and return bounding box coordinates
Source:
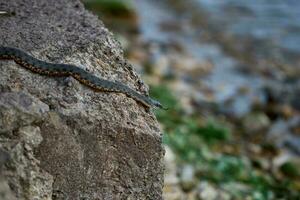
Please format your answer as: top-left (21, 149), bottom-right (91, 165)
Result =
top-left (0, 46), bottom-right (163, 109)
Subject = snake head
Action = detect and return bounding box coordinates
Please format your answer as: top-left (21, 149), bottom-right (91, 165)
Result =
top-left (150, 99), bottom-right (168, 110)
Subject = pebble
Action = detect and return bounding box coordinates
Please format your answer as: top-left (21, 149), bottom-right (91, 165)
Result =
top-left (242, 112), bottom-right (271, 133)
top-left (164, 146), bottom-right (179, 185)
top-left (170, 54), bottom-right (213, 77)
top-left (197, 182), bottom-right (218, 200)
top-left (179, 164), bottom-right (196, 192)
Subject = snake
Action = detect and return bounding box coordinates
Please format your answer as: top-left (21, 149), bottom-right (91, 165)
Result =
top-left (0, 46), bottom-right (165, 109)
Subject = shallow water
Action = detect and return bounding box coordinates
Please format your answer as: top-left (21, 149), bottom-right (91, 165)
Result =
top-left (197, 0), bottom-right (300, 54)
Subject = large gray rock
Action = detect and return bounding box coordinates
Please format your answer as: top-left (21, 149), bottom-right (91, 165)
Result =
top-left (0, 0), bottom-right (164, 199)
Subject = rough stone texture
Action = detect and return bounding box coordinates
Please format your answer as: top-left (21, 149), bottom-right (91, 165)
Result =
top-left (0, 0), bottom-right (164, 199)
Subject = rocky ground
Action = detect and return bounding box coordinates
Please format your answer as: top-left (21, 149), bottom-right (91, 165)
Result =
top-left (128, 35), bottom-right (300, 200)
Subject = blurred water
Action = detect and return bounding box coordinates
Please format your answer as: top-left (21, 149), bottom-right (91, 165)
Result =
top-left (133, 0), bottom-right (172, 42)
top-left (134, 0), bottom-right (267, 116)
top-left (196, 0), bottom-right (300, 53)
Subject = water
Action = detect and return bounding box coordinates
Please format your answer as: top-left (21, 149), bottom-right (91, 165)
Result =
top-left (196, 0), bottom-right (300, 53)
top-left (134, 0), bottom-right (267, 116)
top-left (133, 0), bottom-right (300, 117)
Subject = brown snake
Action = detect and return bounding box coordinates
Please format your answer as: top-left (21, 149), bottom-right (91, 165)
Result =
top-left (0, 46), bottom-right (165, 109)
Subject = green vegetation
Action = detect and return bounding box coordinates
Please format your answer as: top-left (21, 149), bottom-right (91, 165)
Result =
top-left (83, 0), bottom-right (134, 16)
top-left (280, 162), bottom-right (300, 178)
top-left (150, 85), bottom-right (300, 200)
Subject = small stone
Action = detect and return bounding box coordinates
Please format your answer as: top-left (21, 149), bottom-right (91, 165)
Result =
top-left (267, 119), bottom-right (290, 145)
top-left (252, 157), bottom-right (270, 171)
top-left (163, 184), bottom-right (185, 200)
top-left (221, 182), bottom-right (251, 199)
top-left (151, 54), bottom-right (171, 77)
top-left (281, 104), bottom-right (295, 118)
top-left (169, 80), bottom-right (195, 114)
top-left (196, 182), bottom-right (218, 200)
top-left (179, 164), bottom-right (196, 192)
top-left (171, 54), bottom-right (213, 77)
top-left (186, 190), bottom-right (197, 200)
top-left (128, 48), bottom-right (148, 64)
top-left (164, 146), bottom-right (179, 185)
top-left (216, 190), bottom-right (231, 200)
top-left (248, 143), bottom-right (262, 155)
top-left (163, 146), bottom-right (184, 200)
top-left (243, 112), bottom-right (270, 132)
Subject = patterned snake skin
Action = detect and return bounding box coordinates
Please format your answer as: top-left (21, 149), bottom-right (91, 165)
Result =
top-left (0, 46), bottom-right (164, 109)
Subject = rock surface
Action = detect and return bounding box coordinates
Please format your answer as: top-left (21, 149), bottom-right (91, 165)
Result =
top-left (0, 0), bottom-right (164, 199)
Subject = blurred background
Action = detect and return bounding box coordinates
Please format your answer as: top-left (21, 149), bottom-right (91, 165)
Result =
top-left (82, 0), bottom-right (300, 199)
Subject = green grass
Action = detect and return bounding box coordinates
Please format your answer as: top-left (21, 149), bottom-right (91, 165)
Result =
top-left (83, 0), bottom-right (134, 15)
